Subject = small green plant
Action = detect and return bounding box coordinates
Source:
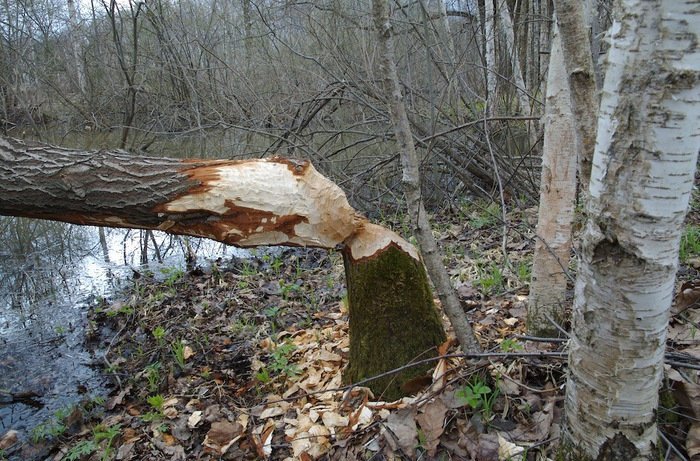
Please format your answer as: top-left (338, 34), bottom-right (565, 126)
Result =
top-left (263, 305), bottom-right (282, 319)
top-left (500, 338), bottom-right (524, 352)
top-left (516, 260), bottom-right (531, 283)
top-left (171, 340), bottom-right (187, 370)
top-left (31, 406), bottom-right (73, 442)
top-left (475, 264), bottom-right (504, 295)
top-left (144, 362), bottom-right (162, 392)
top-left (54, 324), bottom-right (67, 335)
top-left (280, 281), bottom-right (300, 300)
top-left (257, 341), bottom-right (300, 383)
top-left (680, 225), bottom-right (700, 263)
top-left (147, 394), bottom-right (165, 411)
top-left (152, 326), bottom-right (166, 346)
top-left (269, 341), bottom-right (300, 377)
top-left (240, 261), bottom-right (258, 277)
top-left (255, 368), bottom-right (271, 384)
top-left (456, 377), bottom-right (499, 421)
top-left (269, 255), bottom-right (284, 275)
top-left (229, 316), bottom-right (256, 335)
top-left (92, 423), bottom-right (121, 460)
top-left (64, 440), bottom-right (98, 461)
top-left (106, 304), bottom-right (135, 317)
top-left (142, 395), bottom-right (165, 422)
top-left (105, 361), bottom-right (120, 374)
top-left (160, 267), bottom-right (184, 287)
top-left (468, 202), bottom-right (501, 229)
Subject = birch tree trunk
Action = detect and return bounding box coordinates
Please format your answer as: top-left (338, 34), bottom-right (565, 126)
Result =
top-left (564, 1), bottom-right (700, 458)
top-left (527, 21), bottom-right (576, 337)
top-left (0, 136), bottom-right (447, 400)
top-left (552, 0), bottom-right (599, 194)
top-left (371, 0), bottom-right (481, 354)
top-left (482, 0), bottom-right (497, 114)
top-left (66, 0), bottom-right (86, 95)
top-left (497, 2), bottom-right (530, 115)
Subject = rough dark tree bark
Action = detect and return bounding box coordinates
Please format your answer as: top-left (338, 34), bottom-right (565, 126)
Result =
top-left (0, 136), bottom-right (446, 400)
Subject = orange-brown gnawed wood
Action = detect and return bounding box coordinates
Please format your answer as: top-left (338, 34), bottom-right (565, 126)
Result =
top-left (159, 158), bottom-right (360, 248)
top-left (344, 222), bottom-right (420, 262)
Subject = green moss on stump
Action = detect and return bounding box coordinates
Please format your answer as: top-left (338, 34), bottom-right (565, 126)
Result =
top-left (342, 244), bottom-right (446, 400)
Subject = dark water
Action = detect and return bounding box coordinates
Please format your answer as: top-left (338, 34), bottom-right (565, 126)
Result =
top-left (0, 223), bottom-right (245, 456)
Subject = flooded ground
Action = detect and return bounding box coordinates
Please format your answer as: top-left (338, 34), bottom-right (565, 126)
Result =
top-left (0, 221), bottom-right (245, 454)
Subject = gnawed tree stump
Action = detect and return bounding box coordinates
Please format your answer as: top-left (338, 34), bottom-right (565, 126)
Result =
top-left (0, 136), bottom-right (446, 399)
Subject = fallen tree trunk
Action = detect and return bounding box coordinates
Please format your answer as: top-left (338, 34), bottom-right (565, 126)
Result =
top-left (0, 136), bottom-right (449, 399)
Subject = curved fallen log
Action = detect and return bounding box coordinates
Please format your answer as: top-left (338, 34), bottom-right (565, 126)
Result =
top-left (0, 136), bottom-right (447, 399)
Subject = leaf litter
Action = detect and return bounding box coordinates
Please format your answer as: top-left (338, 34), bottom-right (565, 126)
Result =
top-left (6, 205), bottom-right (699, 461)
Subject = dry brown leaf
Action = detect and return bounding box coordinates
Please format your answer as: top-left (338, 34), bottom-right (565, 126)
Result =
top-left (415, 398), bottom-right (448, 456)
top-left (674, 381), bottom-right (700, 419)
top-left (0, 430), bottom-right (18, 450)
top-left (498, 433), bottom-right (525, 460)
top-left (203, 420), bottom-right (244, 455)
top-left (121, 427), bottom-right (141, 444)
top-left (106, 384), bottom-right (132, 410)
top-left (507, 400), bottom-right (555, 442)
top-left (674, 280), bottom-right (700, 315)
top-left (115, 442), bottom-right (134, 460)
top-left (183, 345), bottom-right (195, 360)
top-left (384, 407), bottom-right (418, 457)
top-left (478, 433), bottom-right (501, 461)
top-left (321, 411), bottom-right (349, 429)
top-left (187, 411), bottom-right (203, 429)
top-left (260, 419), bottom-right (275, 458)
top-left (317, 349), bottom-right (342, 362)
top-left (497, 377), bottom-right (522, 396)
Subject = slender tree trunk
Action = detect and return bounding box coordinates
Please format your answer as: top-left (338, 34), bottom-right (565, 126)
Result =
top-left (371, 0), bottom-right (481, 354)
top-left (0, 136), bottom-right (447, 400)
top-left (497, 1), bottom-right (530, 115)
top-left (564, 0), bottom-right (700, 458)
top-left (99, 226), bottom-right (110, 263)
top-left (66, 0), bottom-right (86, 95)
top-left (527, 21), bottom-right (576, 337)
top-left (482, 0), bottom-right (497, 114)
top-left (552, 0), bottom-right (599, 195)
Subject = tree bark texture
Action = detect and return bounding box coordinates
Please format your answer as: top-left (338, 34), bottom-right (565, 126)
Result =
top-left (482, 0), bottom-right (498, 114)
top-left (343, 224), bottom-right (446, 400)
top-left (0, 136), bottom-right (447, 399)
top-left (564, 0), bottom-right (700, 458)
top-left (552, 0), bottom-right (599, 194)
top-left (527, 21), bottom-right (576, 337)
top-left (372, 0), bottom-right (481, 354)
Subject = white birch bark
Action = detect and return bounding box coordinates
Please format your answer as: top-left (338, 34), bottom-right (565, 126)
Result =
top-left (552, 0), bottom-right (599, 194)
top-left (497, 0), bottom-right (530, 115)
top-left (565, 0), bottom-right (700, 458)
top-left (483, 0), bottom-right (497, 114)
top-left (66, 0), bottom-right (86, 95)
top-left (527, 21), bottom-right (576, 337)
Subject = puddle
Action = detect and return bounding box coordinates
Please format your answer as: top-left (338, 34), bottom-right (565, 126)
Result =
top-left (0, 224), bottom-right (246, 457)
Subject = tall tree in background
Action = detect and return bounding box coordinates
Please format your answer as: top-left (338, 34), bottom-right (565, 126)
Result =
top-left (552, 0), bottom-right (599, 193)
top-left (527, 21), bottom-right (576, 337)
top-left (564, 0), bottom-right (700, 458)
top-left (371, 0), bottom-right (481, 354)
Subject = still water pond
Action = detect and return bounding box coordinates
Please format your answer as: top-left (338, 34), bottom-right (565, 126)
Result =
top-left (0, 220), bottom-right (244, 451)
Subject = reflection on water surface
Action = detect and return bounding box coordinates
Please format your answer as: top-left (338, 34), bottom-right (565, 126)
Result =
top-left (0, 218), bottom-right (244, 456)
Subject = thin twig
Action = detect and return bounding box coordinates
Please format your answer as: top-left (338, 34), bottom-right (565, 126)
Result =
top-left (658, 429), bottom-right (688, 461)
top-left (516, 335), bottom-right (568, 343)
top-left (544, 313), bottom-right (570, 338)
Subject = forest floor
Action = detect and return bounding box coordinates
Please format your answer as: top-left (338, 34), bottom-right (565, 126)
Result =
top-left (6, 202), bottom-right (700, 461)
